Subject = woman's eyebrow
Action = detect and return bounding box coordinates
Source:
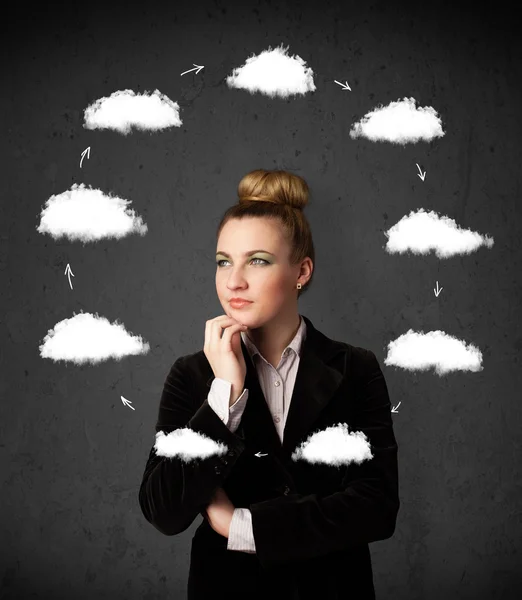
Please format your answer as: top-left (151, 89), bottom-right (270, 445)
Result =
top-left (215, 250), bottom-right (275, 257)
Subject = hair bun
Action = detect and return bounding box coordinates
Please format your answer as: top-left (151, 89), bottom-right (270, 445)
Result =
top-left (237, 169), bottom-right (309, 212)
top-left (238, 194), bottom-right (302, 211)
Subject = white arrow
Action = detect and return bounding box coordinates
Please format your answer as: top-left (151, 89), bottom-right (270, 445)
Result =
top-left (434, 281), bottom-right (443, 297)
top-left (391, 401), bottom-right (401, 413)
top-left (121, 396), bottom-right (135, 410)
top-left (64, 263), bottom-right (75, 289)
top-left (416, 163), bottom-right (426, 181)
top-left (80, 146), bottom-right (90, 168)
top-left (180, 63), bottom-right (205, 76)
top-left (254, 452), bottom-right (268, 457)
top-left (334, 79), bottom-right (351, 91)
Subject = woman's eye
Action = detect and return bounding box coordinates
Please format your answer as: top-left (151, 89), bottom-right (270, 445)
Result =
top-left (216, 258), bottom-right (268, 267)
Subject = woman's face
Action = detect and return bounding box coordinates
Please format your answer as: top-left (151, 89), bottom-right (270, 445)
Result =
top-left (215, 217), bottom-right (299, 326)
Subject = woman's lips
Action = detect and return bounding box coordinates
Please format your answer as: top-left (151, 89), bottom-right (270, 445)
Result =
top-left (229, 300), bottom-right (253, 308)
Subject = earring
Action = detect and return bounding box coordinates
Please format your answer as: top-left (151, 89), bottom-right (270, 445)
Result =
top-left (296, 283), bottom-right (302, 289)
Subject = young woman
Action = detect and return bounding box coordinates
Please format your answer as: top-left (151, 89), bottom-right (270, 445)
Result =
top-left (139, 169), bottom-right (400, 599)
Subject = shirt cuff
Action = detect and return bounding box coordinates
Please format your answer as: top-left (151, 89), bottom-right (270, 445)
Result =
top-left (208, 378), bottom-right (248, 431)
top-left (227, 508), bottom-right (256, 553)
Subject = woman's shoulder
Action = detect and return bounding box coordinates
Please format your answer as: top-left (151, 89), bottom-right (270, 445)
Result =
top-left (322, 327), bottom-right (378, 363)
top-left (331, 338), bottom-right (381, 377)
top-left (164, 349), bottom-right (211, 383)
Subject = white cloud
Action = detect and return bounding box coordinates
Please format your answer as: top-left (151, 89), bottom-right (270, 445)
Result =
top-left (385, 330), bottom-right (483, 375)
top-left (226, 43), bottom-right (316, 99)
top-left (39, 312), bottom-right (150, 365)
top-left (36, 183), bottom-right (148, 242)
top-left (83, 89), bottom-right (182, 134)
top-left (384, 208), bottom-right (494, 258)
top-left (349, 97), bottom-right (445, 144)
top-left (291, 423), bottom-right (373, 467)
top-left (154, 429), bottom-right (228, 462)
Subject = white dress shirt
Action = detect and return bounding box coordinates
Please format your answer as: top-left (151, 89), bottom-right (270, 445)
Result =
top-left (207, 314), bottom-right (307, 554)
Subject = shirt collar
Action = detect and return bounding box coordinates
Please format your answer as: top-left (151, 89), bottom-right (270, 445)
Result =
top-left (240, 314), bottom-right (307, 364)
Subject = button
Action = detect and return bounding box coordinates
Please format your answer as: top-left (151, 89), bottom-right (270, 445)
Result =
top-left (283, 485), bottom-right (290, 495)
top-left (274, 381), bottom-right (280, 386)
top-left (274, 416), bottom-right (280, 423)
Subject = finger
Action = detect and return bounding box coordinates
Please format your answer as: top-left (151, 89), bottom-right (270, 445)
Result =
top-left (205, 316), bottom-right (239, 347)
top-left (212, 320), bottom-right (244, 347)
top-left (221, 323), bottom-right (247, 346)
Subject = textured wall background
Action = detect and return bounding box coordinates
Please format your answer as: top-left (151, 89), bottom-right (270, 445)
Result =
top-left (1, 0), bottom-right (521, 598)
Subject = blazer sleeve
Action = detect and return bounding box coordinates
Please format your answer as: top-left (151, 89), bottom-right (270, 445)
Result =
top-left (138, 355), bottom-right (247, 536)
top-left (249, 348), bottom-right (400, 570)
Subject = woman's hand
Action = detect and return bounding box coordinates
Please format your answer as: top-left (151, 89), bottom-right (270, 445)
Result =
top-left (202, 487), bottom-right (236, 538)
top-left (204, 315), bottom-right (248, 403)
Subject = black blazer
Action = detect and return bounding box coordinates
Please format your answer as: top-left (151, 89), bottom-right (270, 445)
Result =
top-left (139, 314), bottom-right (400, 600)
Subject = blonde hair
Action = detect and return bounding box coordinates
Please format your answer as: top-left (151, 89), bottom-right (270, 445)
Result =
top-left (216, 169), bottom-right (315, 298)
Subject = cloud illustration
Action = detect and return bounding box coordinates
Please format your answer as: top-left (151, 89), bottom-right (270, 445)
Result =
top-left (349, 97), bottom-right (445, 144)
top-left (83, 89), bottom-right (182, 134)
top-left (291, 423), bottom-right (373, 467)
top-left (385, 330), bottom-right (483, 375)
top-left (226, 43), bottom-right (316, 98)
top-left (36, 183), bottom-right (148, 243)
top-left (39, 312), bottom-right (150, 365)
top-left (384, 208), bottom-right (494, 258)
top-left (154, 429), bottom-right (228, 462)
